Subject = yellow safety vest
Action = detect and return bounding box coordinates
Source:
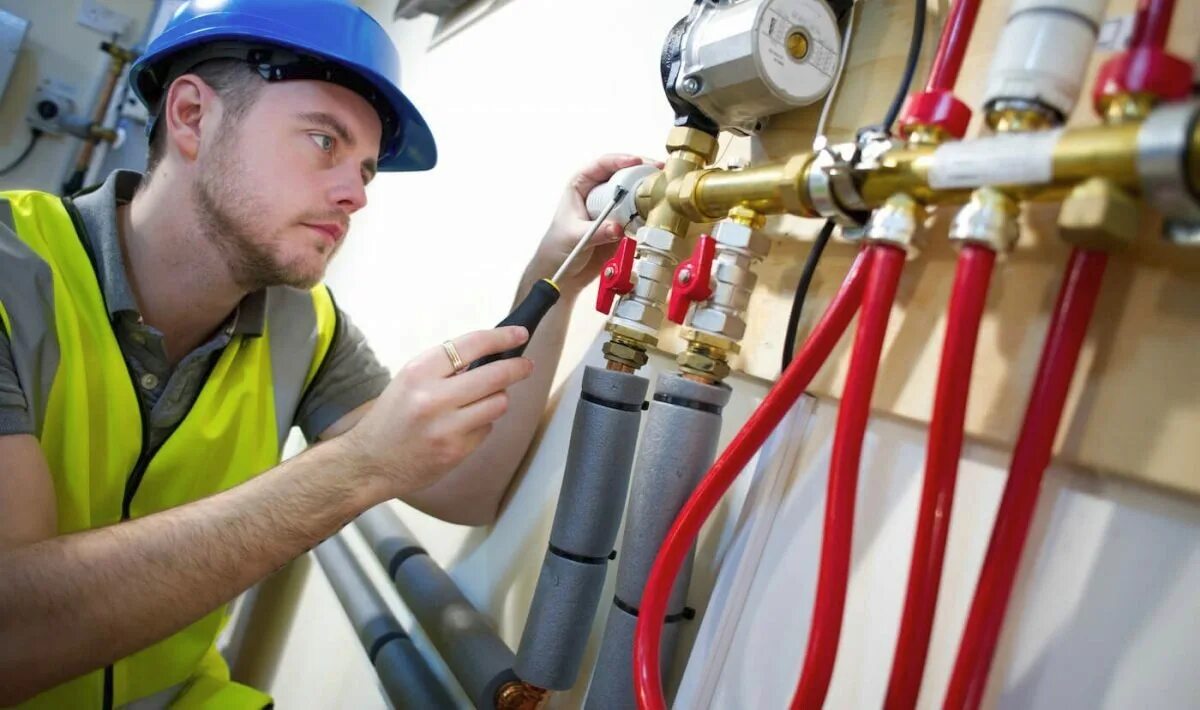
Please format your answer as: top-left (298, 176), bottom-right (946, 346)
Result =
top-left (0, 190), bottom-right (338, 709)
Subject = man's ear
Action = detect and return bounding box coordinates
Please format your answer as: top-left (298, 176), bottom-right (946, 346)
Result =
top-left (161, 75), bottom-right (219, 163)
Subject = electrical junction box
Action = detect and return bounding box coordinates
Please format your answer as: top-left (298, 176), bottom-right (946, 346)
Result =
top-left (0, 9), bottom-right (29, 102)
top-left (26, 79), bottom-right (82, 136)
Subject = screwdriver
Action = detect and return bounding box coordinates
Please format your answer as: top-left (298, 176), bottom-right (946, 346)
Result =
top-left (469, 186), bottom-right (630, 370)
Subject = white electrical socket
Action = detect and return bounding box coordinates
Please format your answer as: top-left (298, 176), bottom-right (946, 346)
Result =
top-left (77, 0), bottom-right (132, 37)
top-left (26, 79), bottom-right (81, 135)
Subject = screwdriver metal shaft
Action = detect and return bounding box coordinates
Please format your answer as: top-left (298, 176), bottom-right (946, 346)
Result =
top-left (468, 186), bottom-right (631, 370)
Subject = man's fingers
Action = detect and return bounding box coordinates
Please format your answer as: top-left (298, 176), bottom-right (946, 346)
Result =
top-left (451, 391), bottom-right (511, 432)
top-left (444, 356), bottom-right (533, 406)
top-left (570, 217), bottom-right (625, 246)
top-left (570, 154), bottom-right (646, 199)
top-left (410, 327), bottom-right (529, 378)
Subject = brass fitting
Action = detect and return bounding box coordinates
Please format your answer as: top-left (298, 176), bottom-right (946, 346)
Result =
top-left (1058, 177), bottom-right (1141, 250)
top-left (727, 205), bottom-right (766, 229)
top-left (647, 127), bottom-right (719, 236)
top-left (864, 192), bottom-right (923, 254)
top-left (683, 327), bottom-right (740, 354)
top-left (495, 681), bottom-right (550, 710)
top-left (987, 105), bottom-right (1056, 133)
top-left (678, 330), bottom-right (737, 384)
top-left (603, 325), bottom-right (653, 370)
top-left (1100, 91), bottom-right (1156, 125)
top-left (88, 125), bottom-right (119, 143)
top-left (949, 187), bottom-right (1019, 253)
top-left (906, 124), bottom-right (950, 146)
top-left (666, 126), bottom-right (719, 158)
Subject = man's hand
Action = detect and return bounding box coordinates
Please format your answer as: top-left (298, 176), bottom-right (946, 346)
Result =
top-left (530, 154), bottom-right (661, 296)
top-left (343, 326), bottom-right (534, 498)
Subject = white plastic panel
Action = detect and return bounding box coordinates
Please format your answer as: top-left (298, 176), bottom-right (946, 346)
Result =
top-left (0, 9), bottom-right (28, 102)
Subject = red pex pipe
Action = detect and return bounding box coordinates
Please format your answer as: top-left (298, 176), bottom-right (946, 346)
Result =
top-left (943, 248), bottom-right (1108, 710)
top-left (789, 244), bottom-right (907, 710)
top-left (927, 0), bottom-right (983, 92)
top-left (1130, 0), bottom-right (1175, 50)
top-left (883, 244), bottom-right (996, 710)
top-left (632, 247), bottom-right (874, 710)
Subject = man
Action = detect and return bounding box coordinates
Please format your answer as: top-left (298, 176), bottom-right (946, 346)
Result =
top-left (0, 0), bottom-right (645, 706)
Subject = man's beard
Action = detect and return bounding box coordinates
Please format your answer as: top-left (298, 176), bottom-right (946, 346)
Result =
top-left (193, 133), bottom-right (328, 291)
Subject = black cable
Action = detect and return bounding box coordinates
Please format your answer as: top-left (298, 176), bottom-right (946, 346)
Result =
top-left (0, 129), bottom-right (43, 177)
top-left (780, 0), bottom-right (927, 373)
top-left (881, 0), bottom-right (926, 132)
top-left (781, 219), bottom-right (835, 371)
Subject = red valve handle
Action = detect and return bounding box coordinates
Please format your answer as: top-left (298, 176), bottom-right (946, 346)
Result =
top-left (596, 236), bottom-right (637, 315)
top-left (667, 234), bottom-right (716, 324)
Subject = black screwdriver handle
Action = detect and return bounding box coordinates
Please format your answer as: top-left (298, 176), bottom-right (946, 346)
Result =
top-left (468, 279), bottom-right (561, 370)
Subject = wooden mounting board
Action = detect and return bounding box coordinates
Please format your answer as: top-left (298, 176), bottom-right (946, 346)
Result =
top-left (652, 0), bottom-right (1200, 497)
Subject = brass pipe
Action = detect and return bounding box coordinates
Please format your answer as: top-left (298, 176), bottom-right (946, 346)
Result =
top-left (652, 120), bottom-right (1154, 218)
top-left (669, 153), bottom-right (816, 222)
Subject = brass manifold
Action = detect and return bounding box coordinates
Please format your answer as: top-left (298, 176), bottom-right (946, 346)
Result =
top-left (604, 115), bottom-right (1200, 378)
top-left (638, 120), bottom-right (1198, 223)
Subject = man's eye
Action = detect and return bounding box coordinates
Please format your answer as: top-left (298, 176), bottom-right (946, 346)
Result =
top-left (310, 133), bottom-right (334, 152)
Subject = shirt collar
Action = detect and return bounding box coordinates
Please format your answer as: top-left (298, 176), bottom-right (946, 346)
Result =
top-left (70, 170), bottom-right (266, 337)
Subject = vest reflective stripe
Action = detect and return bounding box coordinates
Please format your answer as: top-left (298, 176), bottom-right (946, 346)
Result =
top-left (0, 190), bottom-right (336, 709)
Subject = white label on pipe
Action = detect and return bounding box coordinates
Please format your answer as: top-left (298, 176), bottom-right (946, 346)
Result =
top-left (929, 130), bottom-right (1063, 190)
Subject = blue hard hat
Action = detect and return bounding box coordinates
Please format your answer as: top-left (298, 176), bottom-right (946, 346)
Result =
top-left (129, 0), bottom-right (436, 172)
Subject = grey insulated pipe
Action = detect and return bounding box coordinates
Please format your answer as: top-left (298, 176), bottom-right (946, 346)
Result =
top-left (356, 505), bottom-right (517, 709)
top-left (514, 366), bottom-right (650, 690)
top-left (584, 373), bottom-right (730, 709)
top-left (312, 535), bottom-right (455, 709)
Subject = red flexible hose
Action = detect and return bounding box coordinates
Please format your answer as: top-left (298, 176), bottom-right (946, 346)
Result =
top-left (1130, 0), bottom-right (1175, 50)
top-left (926, 0), bottom-right (983, 92)
top-left (883, 244), bottom-right (996, 710)
top-left (790, 244), bottom-right (907, 710)
top-left (633, 247), bottom-right (874, 710)
top-left (943, 248), bottom-right (1108, 710)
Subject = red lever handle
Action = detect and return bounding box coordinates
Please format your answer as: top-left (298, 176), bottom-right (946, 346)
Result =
top-left (596, 236), bottom-right (637, 314)
top-left (667, 234), bottom-right (716, 324)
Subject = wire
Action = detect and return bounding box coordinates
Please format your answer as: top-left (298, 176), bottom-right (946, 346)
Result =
top-left (0, 129), bottom-right (43, 177)
top-left (782, 220), bottom-right (835, 371)
top-left (881, 0), bottom-right (927, 132)
top-left (783, 0), bottom-right (915, 374)
top-left (814, 0), bottom-right (860, 148)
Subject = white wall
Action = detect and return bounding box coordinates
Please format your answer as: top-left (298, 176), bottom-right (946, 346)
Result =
top-left (240, 2), bottom-right (1200, 709)
top-left (0, 0), bottom-right (154, 192)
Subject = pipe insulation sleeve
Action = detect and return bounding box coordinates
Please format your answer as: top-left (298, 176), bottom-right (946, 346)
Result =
top-left (515, 367), bottom-right (649, 690)
top-left (548, 367), bottom-right (650, 556)
top-left (584, 373), bottom-right (730, 709)
top-left (584, 603), bottom-right (682, 710)
top-left (615, 374), bottom-right (730, 609)
top-left (312, 536), bottom-right (455, 709)
top-left (356, 505), bottom-right (517, 709)
top-left (516, 552), bottom-right (610, 690)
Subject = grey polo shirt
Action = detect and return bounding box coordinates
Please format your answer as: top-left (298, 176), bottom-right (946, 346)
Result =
top-left (0, 170), bottom-right (389, 450)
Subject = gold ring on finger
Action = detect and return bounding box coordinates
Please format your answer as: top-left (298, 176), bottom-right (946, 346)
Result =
top-left (442, 340), bottom-right (467, 374)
